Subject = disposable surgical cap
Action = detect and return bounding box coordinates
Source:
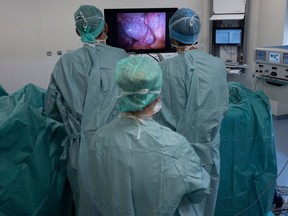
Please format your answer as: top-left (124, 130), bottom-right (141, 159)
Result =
top-left (74, 5), bottom-right (104, 43)
top-left (169, 8), bottom-right (201, 44)
top-left (116, 56), bottom-right (162, 112)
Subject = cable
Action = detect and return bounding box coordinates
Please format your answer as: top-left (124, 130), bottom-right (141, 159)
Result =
top-left (146, 53), bottom-right (160, 62)
top-left (259, 78), bottom-right (265, 91)
top-left (273, 209), bottom-right (288, 214)
top-left (234, 158), bottom-right (288, 215)
top-left (272, 159), bottom-right (288, 215)
top-left (249, 75), bottom-right (261, 90)
top-left (277, 160), bottom-right (288, 178)
top-left (276, 186), bottom-right (288, 196)
top-left (222, 45), bottom-right (238, 55)
top-left (234, 186), bottom-right (271, 216)
top-left (156, 53), bottom-right (164, 62)
top-left (252, 76), bottom-right (265, 91)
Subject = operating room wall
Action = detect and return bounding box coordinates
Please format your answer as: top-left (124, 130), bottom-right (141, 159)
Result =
top-left (244, 0), bottom-right (288, 115)
top-left (0, 0), bottom-right (210, 94)
top-left (242, 0), bottom-right (287, 86)
top-left (284, 2), bottom-right (288, 45)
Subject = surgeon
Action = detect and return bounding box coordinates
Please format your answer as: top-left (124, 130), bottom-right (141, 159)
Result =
top-left (79, 56), bottom-right (210, 216)
top-left (44, 5), bottom-right (128, 214)
top-left (154, 8), bottom-right (229, 216)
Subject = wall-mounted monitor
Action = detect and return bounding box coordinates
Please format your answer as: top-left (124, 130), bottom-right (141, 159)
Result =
top-left (214, 28), bottom-right (242, 45)
top-left (104, 8), bottom-right (178, 53)
top-left (268, 51), bottom-right (281, 64)
top-left (255, 49), bottom-right (267, 62)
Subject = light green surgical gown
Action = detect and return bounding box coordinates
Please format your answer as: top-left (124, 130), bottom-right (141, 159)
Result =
top-left (81, 115), bottom-right (210, 216)
top-left (155, 50), bottom-right (229, 216)
top-left (44, 43), bottom-right (128, 213)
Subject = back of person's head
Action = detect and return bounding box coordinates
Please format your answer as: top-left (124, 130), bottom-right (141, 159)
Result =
top-left (116, 56), bottom-right (162, 112)
top-left (74, 5), bottom-right (104, 43)
top-left (169, 8), bottom-right (201, 45)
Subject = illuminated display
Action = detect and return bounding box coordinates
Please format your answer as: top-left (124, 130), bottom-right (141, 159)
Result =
top-left (104, 8), bottom-right (177, 53)
top-left (283, 53), bottom-right (288, 65)
top-left (268, 51), bottom-right (281, 64)
top-left (215, 28), bottom-right (242, 45)
top-left (255, 50), bottom-right (266, 62)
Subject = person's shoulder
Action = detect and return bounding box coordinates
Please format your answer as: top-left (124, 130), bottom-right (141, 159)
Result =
top-left (95, 116), bottom-right (129, 134)
top-left (193, 50), bottom-right (226, 67)
top-left (191, 49), bottom-right (213, 59)
top-left (196, 50), bottom-right (224, 61)
top-left (157, 126), bottom-right (195, 157)
top-left (211, 55), bottom-right (226, 68)
top-left (57, 47), bottom-right (86, 62)
top-left (159, 55), bottom-right (183, 70)
top-left (160, 125), bottom-right (186, 139)
top-left (101, 44), bottom-right (128, 56)
top-left (150, 122), bottom-right (191, 146)
top-left (92, 118), bottom-right (118, 139)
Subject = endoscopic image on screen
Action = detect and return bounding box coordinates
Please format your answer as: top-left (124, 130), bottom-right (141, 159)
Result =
top-left (117, 12), bottom-right (166, 51)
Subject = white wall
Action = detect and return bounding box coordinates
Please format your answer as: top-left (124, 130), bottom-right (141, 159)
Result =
top-left (243, 0), bottom-right (287, 85)
top-left (244, 0), bottom-right (288, 116)
top-left (0, 0), bottom-right (45, 93)
top-left (0, 0), bottom-right (208, 94)
top-left (256, 0), bottom-right (286, 47)
top-left (284, 1), bottom-right (288, 45)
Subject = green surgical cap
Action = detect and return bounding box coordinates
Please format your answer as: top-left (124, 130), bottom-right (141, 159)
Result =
top-left (116, 56), bottom-right (162, 112)
top-left (169, 8), bottom-right (201, 44)
top-left (74, 5), bottom-right (104, 43)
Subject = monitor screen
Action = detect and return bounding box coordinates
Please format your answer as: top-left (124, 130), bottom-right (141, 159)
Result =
top-left (215, 28), bottom-right (242, 45)
top-left (283, 53), bottom-right (288, 65)
top-left (104, 8), bottom-right (178, 53)
top-left (255, 50), bottom-right (267, 62)
top-left (268, 51), bottom-right (281, 64)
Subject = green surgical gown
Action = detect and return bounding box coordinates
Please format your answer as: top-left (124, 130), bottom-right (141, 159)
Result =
top-left (45, 43), bottom-right (128, 213)
top-left (81, 115), bottom-right (210, 216)
top-left (155, 50), bottom-right (229, 216)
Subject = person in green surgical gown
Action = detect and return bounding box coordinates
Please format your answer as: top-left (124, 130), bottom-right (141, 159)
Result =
top-left (154, 8), bottom-right (229, 216)
top-left (81, 56), bottom-right (210, 216)
top-left (44, 5), bottom-right (128, 215)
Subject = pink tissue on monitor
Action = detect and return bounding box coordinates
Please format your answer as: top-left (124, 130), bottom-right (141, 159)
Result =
top-left (117, 12), bottom-right (166, 51)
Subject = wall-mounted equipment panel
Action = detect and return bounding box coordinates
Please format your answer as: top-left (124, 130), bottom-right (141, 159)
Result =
top-left (213, 0), bottom-right (246, 14)
top-left (254, 46), bottom-right (288, 82)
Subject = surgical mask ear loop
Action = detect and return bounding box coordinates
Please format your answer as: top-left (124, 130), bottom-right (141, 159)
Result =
top-left (171, 44), bottom-right (184, 54)
top-left (192, 41), bottom-right (204, 49)
top-left (184, 44), bottom-right (195, 51)
top-left (152, 99), bottom-right (162, 114)
top-left (171, 44), bottom-right (192, 53)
